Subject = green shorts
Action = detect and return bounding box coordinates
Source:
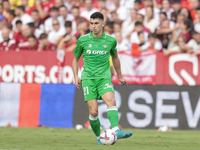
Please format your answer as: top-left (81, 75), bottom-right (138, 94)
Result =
top-left (81, 78), bottom-right (114, 101)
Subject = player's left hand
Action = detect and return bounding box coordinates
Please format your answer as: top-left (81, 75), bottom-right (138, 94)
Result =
top-left (119, 77), bottom-right (128, 87)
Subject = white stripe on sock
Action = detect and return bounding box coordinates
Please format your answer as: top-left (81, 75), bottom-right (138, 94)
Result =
top-left (89, 114), bottom-right (98, 121)
top-left (107, 108), bottom-right (118, 111)
top-left (107, 106), bottom-right (118, 111)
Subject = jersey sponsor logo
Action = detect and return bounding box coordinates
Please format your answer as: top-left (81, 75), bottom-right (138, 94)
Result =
top-left (104, 83), bottom-right (113, 89)
top-left (88, 44), bottom-right (92, 47)
top-left (86, 50), bottom-right (91, 54)
top-left (86, 50), bottom-right (108, 55)
top-left (103, 44), bottom-right (107, 48)
top-left (92, 50), bottom-right (108, 55)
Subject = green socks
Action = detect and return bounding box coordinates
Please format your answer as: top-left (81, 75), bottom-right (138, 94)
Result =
top-left (107, 106), bottom-right (119, 128)
top-left (89, 114), bottom-right (100, 137)
top-left (89, 106), bottom-right (119, 137)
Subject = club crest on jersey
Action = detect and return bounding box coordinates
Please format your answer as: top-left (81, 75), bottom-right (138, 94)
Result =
top-left (88, 44), bottom-right (92, 47)
top-left (103, 44), bottom-right (107, 48)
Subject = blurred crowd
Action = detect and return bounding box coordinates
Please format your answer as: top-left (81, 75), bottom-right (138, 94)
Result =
top-left (0, 0), bottom-right (200, 56)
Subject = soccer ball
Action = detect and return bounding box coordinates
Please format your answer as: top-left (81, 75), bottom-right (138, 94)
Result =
top-left (100, 129), bottom-right (117, 145)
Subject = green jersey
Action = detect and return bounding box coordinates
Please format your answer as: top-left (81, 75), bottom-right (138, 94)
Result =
top-left (74, 31), bottom-right (117, 80)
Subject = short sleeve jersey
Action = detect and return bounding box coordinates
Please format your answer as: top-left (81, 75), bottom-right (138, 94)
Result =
top-left (74, 31), bottom-right (117, 80)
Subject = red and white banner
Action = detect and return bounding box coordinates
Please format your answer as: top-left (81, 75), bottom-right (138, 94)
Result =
top-left (0, 51), bottom-right (84, 84)
top-left (1, 51), bottom-right (200, 85)
top-left (156, 53), bottom-right (200, 85)
top-left (112, 51), bottom-right (156, 84)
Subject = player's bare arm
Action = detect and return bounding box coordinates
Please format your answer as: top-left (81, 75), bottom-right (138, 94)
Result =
top-left (111, 54), bottom-right (128, 87)
top-left (72, 56), bottom-right (81, 89)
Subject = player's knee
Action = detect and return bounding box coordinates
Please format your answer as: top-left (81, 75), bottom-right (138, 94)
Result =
top-left (107, 98), bottom-right (116, 107)
top-left (90, 110), bottom-right (98, 117)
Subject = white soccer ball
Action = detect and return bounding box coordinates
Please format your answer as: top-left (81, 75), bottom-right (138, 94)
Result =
top-left (100, 129), bottom-right (117, 145)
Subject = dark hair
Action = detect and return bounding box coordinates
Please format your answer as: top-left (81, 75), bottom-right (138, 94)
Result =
top-left (131, 8), bottom-right (137, 13)
top-left (16, 20), bottom-right (22, 25)
top-left (31, 9), bottom-right (39, 13)
top-left (52, 18), bottom-right (59, 23)
top-left (16, 5), bottom-right (25, 12)
top-left (72, 6), bottom-right (79, 10)
top-left (2, 0), bottom-right (9, 3)
top-left (110, 11), bottom-right (117, 15)
top-left (104, 22), bottom-right (113, 28)
top-left (148, 33), bottom-right (157, 38)
top-left (172, 0), bottom-right (180, 4)
top-left (160, 12), bottom-right (167, 18)
top-left (138, 31), bottom-right (144, 36)
top-left (135, 21), bottom-right (143, 26)
top-left (177, 36), bottom-right (186, 43)
top-left (63, 33), bottom-right (70, 37)
top-left (197, 7), bottom-right (200, 11)
top-left (8, 10), bottom-right (15, 17)
top-left (65, 21), bottom-right (72, 27)
top-left (90, 12), bottom-right (104, 21)
top-left (100, 7), bottom-right (107, 12)
top-left (162, 18), bottom-right (169, 23)
top-left (113, 22), bottom-right (121, 27)
top-left (59, 5), bottom-right (67, 10)
top-left (39, 33), bottom-right (48, 39)
top-left (179, 7), bottom-right (192, 21)
top-left (77, 17), bottom-right (87, 24)
top-left (183, 19), bottom-right (192, 30)
top-left (83, 0), bottom-right (93, 3)
top-left (134, 0), bottom-right (142, 4)
top-left (50, 6), bottom-right (58, 12)
top-left (191, 31), bottom-right (199, 36)
top-left (27, 34), bottom-right (36, 39)
top-left (4, 22), bottom-right (13, 30)
top-left (27, 22), bottom-right (35, 29)
top-left (97, 0), bottom-right (106, 2)
top-left (177, 13), bottom-right (185, 18)
top-left (114, 30), bottom-right (121, 34)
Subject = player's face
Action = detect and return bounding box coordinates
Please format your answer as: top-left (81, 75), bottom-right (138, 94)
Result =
top-left (90, 18), bottom-right (104, 34)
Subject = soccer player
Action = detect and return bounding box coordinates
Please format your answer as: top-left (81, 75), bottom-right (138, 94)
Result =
top-left (72, 12), bottom-right (132, 145)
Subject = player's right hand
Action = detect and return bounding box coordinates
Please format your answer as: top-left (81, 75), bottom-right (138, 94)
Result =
top-left (75, 76), bottom-right (81, 89)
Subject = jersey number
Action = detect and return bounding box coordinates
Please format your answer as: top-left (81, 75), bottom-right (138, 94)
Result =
top-left (83, 86), bottom-right (89, 95)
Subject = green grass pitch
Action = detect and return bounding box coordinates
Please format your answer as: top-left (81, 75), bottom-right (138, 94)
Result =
top-left (0, 127), bottom-right (199, 150)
